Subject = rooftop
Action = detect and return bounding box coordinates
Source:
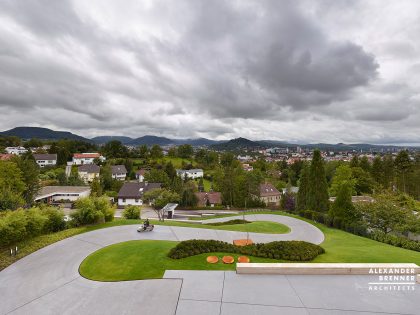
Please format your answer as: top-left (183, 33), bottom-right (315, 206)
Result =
top-left (78, 164), bottom-right (100, 173)
top-left (111, 165), bottom-right (127, 174)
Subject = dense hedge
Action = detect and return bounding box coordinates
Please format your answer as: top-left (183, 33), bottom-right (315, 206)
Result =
top-left (370, 231), bottom-right (420, 251)
top-left (295, 210), bottom-right (420, 252)
top-left (206, 219), bottom-right (250, 226)
top-left (0, 206), bottom-right (66, 247)
top-left (168, 239), bottom-right (325, 261)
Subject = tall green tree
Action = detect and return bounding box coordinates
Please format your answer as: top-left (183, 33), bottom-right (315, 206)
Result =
top-left (394, 150), bottom-right (412, 194)
top-left (329, 164), bottom-right (355, 196)
top-left (296, 164), bottom-right (310, 210)
top-left (330, 181), bottom-right (357, 222)
top-left (150, 145), bottom-right (163, 159)
top-left (382, 155), bottom-right (395, 189)
top-left (350, 155), bottom-right (359, 168)
top-left (359, 156), bottom-right (371, 172)
top-left (177, 144), bottom-right (193, 158)
top-left (307, 150), bottom-right (329, 212)
top-left (370, 156), bottom-right (383, 186)
top-left (0, 161), bottom-right (26, 210)
top-left (13, 154), bottom-right (40, 205)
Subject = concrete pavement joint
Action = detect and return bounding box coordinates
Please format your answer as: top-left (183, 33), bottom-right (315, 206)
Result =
top-left (72, 237), bottom-right (105, 248)
top-left (4, 276), bottom-right (81, 315)
top-left (219, 272), bottom-right (226, 315)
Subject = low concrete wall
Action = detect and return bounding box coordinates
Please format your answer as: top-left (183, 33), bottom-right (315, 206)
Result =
top-left (236, 263), bottom-right (420, 276)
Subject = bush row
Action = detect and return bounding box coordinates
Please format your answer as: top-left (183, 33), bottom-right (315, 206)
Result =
top-left (369, 231), bottom-right (420, 252)
top-left (0, 206), bottom-right (66, 247)
top-left (168, 239), bottom-right (325, 261)
top-left (296, 210), bottom-right (420, 252)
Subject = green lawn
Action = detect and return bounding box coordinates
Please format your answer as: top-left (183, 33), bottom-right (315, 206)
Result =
top-left (150, 219), bottom-right (290, 234)
top-left (79, 240), bottom-right (277, 281)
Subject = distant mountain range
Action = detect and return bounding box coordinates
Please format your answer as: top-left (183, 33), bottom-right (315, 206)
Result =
top-left (1, 126), bottom-right (418, 151)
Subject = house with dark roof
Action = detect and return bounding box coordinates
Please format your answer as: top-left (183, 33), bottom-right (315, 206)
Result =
top-left (117, 182), bottom-right (161, 207)
top-left (33, 154), bottom-right (57, 168)
top-left (78, 164), bottom-right (100, 183)
top-left (111, 165), bottom-right (127, 181)
top-left (255, 183), bottom-right (281, 206)
top-left (195, 192), bottom-right (222, 207)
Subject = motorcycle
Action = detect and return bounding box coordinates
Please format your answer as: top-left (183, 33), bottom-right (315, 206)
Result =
top-left (137, 224), bottom-right (154, 232)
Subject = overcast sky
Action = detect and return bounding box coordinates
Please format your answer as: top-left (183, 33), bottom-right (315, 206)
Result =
top-left (0, 0), bottom-right (419, 144)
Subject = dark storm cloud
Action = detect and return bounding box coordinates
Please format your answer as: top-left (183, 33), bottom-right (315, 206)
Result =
top-left (0, 0), bottom-right (418, 143)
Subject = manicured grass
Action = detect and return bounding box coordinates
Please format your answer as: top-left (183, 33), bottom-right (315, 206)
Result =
top-left (202, 178), bottom-right (212, 191)
top-left (150, 219), bottom-right (290, 234)
top-left (313, 224), bottom-right (420, 265)
top-left (79, 240), bottom-right (277, 281)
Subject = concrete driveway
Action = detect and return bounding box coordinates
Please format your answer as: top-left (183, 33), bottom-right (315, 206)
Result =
top-left (1, 214), bottom-right (417, 314)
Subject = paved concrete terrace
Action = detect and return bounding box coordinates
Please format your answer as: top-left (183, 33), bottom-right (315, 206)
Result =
top-left (166, 270), bottom-right (420, 315)
top-left (0, 214), bottom-right (322, 314)
top-left (4, 214), bottom-right (419, 314)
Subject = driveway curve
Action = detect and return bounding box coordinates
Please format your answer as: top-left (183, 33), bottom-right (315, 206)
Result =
top-left (0, 214), bottom-right (323, 315)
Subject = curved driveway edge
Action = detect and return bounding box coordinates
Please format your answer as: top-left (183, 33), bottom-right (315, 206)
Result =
top-left (0, 214), bottom-right (323, 315)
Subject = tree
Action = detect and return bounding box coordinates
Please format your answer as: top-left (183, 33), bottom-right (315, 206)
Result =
top-left (0, 161), bottom-right (26, 210)
top-left (370, 156), bottom-right (383, 186)
top-left (330, 181), bottom-right (358, 223)
top-left (351, 167), bottom-right (374, 195)
top-left (177, 144), bottom-right (193, 158)
top-left (356, 194), bottom-right (412, 234)
top-left (102, 140), bottom-right (128, 158)
top-left (13, 154), bottom-right (40, 205)
top-left (143, 188), bottom-right (180, 221)
top-left (67, 166), bottom-right (85, 186)
top-left (330, 165), bottom-right (356, 196)
top-left (144, 169), bottom-right (170, 187)
top-left (164, 162), bottom-right (177, 180)
top-left (307, 150), bottom-right (329, 212)
top-left (296, 164), bottom-right (310, 211)
top-left (150, 145), bottom-right (163, 159)
top-left (90, 177), bottom-right (102, 196)
top-left (350, 155), bottom-right (359, 168)
top-left (359, 156), bottom-right (371, 172)
top-left (198, 178), bottom-right (204, 192)
top-left (382, 155), bottom-right (395, 189)
top-left (394, 150), bottom-right (412, 193)
top-left (180, 188), bottom-right (198, 207)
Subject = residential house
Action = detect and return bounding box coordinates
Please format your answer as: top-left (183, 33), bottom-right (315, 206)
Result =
top-left (33, 154), bottom-right (57, 168)
top-left (34, 186), bottom-right (90, 203)
top-left (117, 182), bottom-right (161, 207)
top-left (78, 164), bottom-right (100, 183)
top-left (255, 183), bottom-right (281, 206)
top-left (242, 163), bottom-right (253, 172)
top-left (72, 153), bottom-right (105, 165)
top-left (195, 192), bottom-right (222, 207)
top-left (135, 168), bottom-right (148, 182)
top-left (111, 165), bottom-right (127, 181)
top-left (5, 146), bottom-right (28, 155)
top-left (176, 169), bottom-right (204, 179)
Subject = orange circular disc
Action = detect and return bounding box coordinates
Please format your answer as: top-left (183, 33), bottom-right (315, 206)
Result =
top-left (206, 256), bottom-right (219, 264)
top-left (237, 256), bottom-right (250, 263)
top-left (222, 256), bottom-right (234, 264)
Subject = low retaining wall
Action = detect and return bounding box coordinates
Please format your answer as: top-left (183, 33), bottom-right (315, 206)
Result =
top-left (237, 263), bottom-right (420, 280)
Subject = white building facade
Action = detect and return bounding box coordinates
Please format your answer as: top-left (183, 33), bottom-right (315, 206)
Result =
top-left (5, 147), bottom-right (28, 155)
top-left (176, 169), bottom-right (204, 179)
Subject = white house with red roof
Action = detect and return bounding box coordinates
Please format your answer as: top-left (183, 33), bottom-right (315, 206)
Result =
top-left (72, 153), bottom-right (105, 165)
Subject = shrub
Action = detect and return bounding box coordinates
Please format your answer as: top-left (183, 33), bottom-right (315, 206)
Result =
top-left (42, 207), bottom-right (66, 232)
top-left (0, 210), bottom-right (28, 247)
top-left (25, 208), bottom-right (48, 236)
top-left (123, 205), bottom-right (141, 219)
top-left (71, 196), bottom-right (115, 226)
top-left (369, 231), bottom-right (420, 252)
top-left (168, 239), bottom-right (324, 261)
